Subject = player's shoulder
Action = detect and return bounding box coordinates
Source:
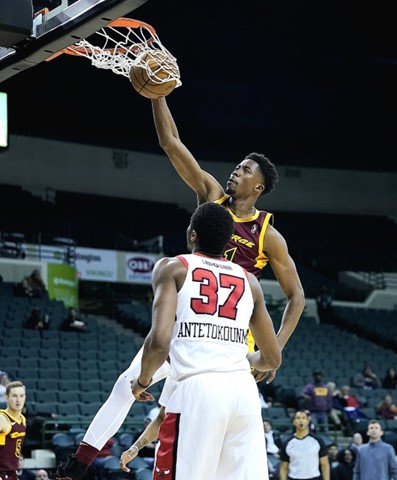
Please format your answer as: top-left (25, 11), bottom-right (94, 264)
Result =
top-left (0, 410), bottom-right (11, 430)
top-left (153, 255), bottom-right (186, 277)
top-left (263, 220), bottom-right (288, 247)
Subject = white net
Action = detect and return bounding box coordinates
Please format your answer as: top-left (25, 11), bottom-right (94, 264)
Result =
top-left (64, 19), bottom-right (181, 87)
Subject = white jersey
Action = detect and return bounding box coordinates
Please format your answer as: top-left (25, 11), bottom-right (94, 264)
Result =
top-left (155, 253), bottom-right (268, 480)
top-left (169, 252), bottom-right (254, 381)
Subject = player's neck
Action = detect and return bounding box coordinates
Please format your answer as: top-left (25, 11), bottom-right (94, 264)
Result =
top-left (227, 198), bottom-right (257, 218)
top-left (6, 407), bottom-right (21, 419)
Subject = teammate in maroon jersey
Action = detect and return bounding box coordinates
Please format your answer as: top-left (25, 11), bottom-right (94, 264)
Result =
top-left (0, 381), bottom-right (27, 480)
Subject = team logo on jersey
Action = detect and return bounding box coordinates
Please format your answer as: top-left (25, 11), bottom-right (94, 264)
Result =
top-left (154, 467), bottom-right (171, 478)
top-left (230, 234), bottom-right (255, 248)
top-left (251, 224), bottom-right (258, 234)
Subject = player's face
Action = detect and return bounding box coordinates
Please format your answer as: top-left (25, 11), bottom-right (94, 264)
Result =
top-left (6, 386), bottom-right (26, 412)
top-left (225, 159), bottom-right (264, 197)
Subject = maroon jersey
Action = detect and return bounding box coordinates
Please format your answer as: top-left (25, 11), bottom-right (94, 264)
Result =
top-left (215, 194), bottom-right (274, 279)
top-left (0, 410), bottom-right (26, 475)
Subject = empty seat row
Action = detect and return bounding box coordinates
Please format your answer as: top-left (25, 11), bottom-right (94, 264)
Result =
top-left (31, 397), bottom-right (154, 420)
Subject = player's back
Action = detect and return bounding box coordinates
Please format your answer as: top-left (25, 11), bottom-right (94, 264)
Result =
top-left (169, 253), bottom-right (253, 380)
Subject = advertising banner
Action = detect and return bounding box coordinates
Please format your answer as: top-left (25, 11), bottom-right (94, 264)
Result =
top-left (47, 263), bottom-right (78, 308)
top-left (125, 253), bottom-right (158, 284)
top-left (75, 247), bottom-right (118, 282)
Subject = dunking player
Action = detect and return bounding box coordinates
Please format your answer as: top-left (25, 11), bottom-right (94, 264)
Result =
top-left (123, 202), bottom-right (281, 479)
top-left (0, 381), bottom-right (27, 480)
top-left (54, 95), bottom-right (304, 480)
top-left (151, 96), bottom-right (305, 369)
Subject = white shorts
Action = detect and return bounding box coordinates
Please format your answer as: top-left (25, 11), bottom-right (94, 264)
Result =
top-left (154, 370), bottom-right (269, 480)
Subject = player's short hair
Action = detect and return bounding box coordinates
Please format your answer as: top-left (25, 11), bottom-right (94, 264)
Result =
top-left (6, 380), bottom-right (25, 395)
top-left (191, 202), bottom-right (233, 254)
top-left (245, 152), bottom-right (279, 196)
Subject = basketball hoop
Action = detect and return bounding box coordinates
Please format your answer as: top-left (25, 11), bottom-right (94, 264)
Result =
top-left (47, 18), bottom-right (181, 87)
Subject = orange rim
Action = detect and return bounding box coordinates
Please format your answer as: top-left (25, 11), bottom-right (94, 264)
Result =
top-left (46, 17), bottom-right (156, 60)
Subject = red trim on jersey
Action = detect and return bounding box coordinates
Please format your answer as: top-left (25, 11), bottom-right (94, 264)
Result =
top-left (176, 255), bottom-right (188, 268)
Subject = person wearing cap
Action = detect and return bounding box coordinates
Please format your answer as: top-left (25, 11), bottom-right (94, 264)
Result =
top-left (300, 370), bottom-right (333, 432)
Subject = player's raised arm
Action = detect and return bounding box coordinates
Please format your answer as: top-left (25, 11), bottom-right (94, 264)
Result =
top-left (152, 97), bottom-right (223, 204)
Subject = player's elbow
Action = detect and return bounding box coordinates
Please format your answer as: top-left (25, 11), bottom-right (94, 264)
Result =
top-left (158, 134), bottom-right (178, 154)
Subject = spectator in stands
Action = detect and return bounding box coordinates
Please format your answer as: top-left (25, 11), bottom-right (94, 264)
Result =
top-left (316, 283), bottom-right (334, 324)
top-left (15, 269), bottom-right (46, 298)
top-left (16, 454), bottom-right (36, 480)
top-left (27, 269), bottom-right (46, 297)
top-left (377, 394), bottom-right (397, 420)
top-left (0, 371), bottom-right (11, 405)
top-left (23, 307), bottom-right (50, 331)
top-left (382, 366), bottom-right (397, 390)
top-left (352, 365), bottom-right (381, 390)
top-left (332, 447), bottom-right (356, 480)
top-left (35, 470), bottom-right (49, 480)
top-left (327, 443), bottom-right (340, 470)
top-left (263, 419), bottom-right (282, 475)
top-left (60, 308), bottom-right (87, 333)
top-left (326, 381), bottom-right (345, 431)
top-left (353, 419), bottom-right (397, 480)
top-left (348, 433), bottom-right (363, 455)
top-left (300, 370), bottom-right (332, 432)
top-left (339, 385), bottom-right (367, 431)
top-left (14, 277), bottom-right (32, 297)
top-left (305, 409), bottom-right (317, 434)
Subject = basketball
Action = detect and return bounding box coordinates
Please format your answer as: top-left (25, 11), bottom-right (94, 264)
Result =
top-left (130, 53), bottom-right (178, 99)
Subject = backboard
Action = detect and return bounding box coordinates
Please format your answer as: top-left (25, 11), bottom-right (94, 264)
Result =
top-left (0, 0), bottom-right (149, 83)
